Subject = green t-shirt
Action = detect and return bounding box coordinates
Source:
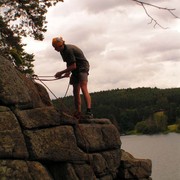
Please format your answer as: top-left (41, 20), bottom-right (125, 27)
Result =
top-left (60, 44), bottom-right (90, 75)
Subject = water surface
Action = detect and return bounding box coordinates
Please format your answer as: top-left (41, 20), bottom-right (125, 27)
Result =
top-left (121, 133), bottom-right (180, 180)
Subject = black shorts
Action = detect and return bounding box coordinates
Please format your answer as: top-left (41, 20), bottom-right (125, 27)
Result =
top-left (70, 72), bottom-right (88, 85)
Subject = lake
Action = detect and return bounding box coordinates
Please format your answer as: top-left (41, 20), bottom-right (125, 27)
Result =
top-left (120, 133), bottom-right (180, 180)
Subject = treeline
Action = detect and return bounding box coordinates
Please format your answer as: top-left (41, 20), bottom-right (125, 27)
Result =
top-left (52, 87), bottom-right (180, 134)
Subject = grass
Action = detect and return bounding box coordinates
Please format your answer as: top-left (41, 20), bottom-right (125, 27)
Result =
top-left (126, 124), bottom-right (180, 135)
top-left (168, 124), bottom-right (178, 132)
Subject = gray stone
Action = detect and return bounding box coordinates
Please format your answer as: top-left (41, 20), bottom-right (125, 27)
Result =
top-left (0, 55), bottom-right (51, 108)
top-left (117, 149), bottom-right (152, 179)
top-left (101, 149), bottom-right (121, 178)
top-left (24, 126), bottom-right (88, 162)
top-left (79, 118), bottom-right (112, 124)
top-left (0, 56), bottom-right (32, 106)
top-left (0, 106), bottom-right (10, 112)
top-left (0, 111), bottom-right (28, 159)
top-left (74, 124), bottom-right (121, 152)
top-left (0, 160), bottom-right (53, 179)
top-left (15, 106), bottom-right (61, 129)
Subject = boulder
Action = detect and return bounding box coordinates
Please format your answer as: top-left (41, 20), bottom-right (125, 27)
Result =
top-left (117, 149), bottom-right (152, 180)
top-left (0, 55), bottom-right (52, 108)
top-left (0, 160), bottom-right (53, 179)
top-left (0, 107), bottom-right (28, 159)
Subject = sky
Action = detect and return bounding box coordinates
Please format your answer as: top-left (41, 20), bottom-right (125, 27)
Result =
top-left (23, 0), bottom-right (180, 99)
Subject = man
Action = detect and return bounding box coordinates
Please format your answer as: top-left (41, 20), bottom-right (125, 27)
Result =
top-left (52, 36), bottom-right (92, 119)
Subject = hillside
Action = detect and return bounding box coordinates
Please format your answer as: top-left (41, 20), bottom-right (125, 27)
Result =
top-left (53, 87), bottom-right (180, 133)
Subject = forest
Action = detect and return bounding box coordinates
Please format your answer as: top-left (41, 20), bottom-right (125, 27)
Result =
top-left (52, 87), bottom-right (180, 134)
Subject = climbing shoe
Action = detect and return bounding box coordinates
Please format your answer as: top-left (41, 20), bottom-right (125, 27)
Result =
top-left (85, 111), bottom-right (93, 119)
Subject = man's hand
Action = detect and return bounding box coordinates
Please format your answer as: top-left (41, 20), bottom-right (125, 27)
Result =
top-left (54, 71), bottom-right (63, 79)
top-left (55, 71), bottom-right (70, 79)
top-left (63, 72), bottom-right (70, 78)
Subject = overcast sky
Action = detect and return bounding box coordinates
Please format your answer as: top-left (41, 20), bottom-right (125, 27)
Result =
top-left (23, 0), bottom-right (180, 99)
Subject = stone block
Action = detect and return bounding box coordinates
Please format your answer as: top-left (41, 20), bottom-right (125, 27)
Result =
top-left (74, 124), bottom-right (121, 152)
top-left (0, 111), bottom-right (28, 159)
top-left (118, 149), bottom-right (152, 179)
top-left (24, 126), bottom-right (88, 162)
top-left (15, 107), bottom-right (61, 129)
top-left (0, 160), bottom-right (52, 179)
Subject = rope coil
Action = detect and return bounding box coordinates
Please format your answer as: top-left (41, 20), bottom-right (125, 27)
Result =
top-left (31, 74), bottom-right (70, 99)
top-left (32, 75), bottom-right (58, 81)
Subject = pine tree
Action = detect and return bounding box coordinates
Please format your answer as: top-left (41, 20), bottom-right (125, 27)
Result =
top-left (0, 0), bottom-right (63, 74)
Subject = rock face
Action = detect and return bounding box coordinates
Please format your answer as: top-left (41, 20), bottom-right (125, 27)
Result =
top-left (0, 55), bottom-right (152, 179)
top-left (118, 150), bottom-right (152, 180)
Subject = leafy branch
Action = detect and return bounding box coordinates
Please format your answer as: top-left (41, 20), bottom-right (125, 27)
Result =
top-left (0, 0), bottom-right (63, 40)
top-left (0, 0), bottom-right (63, 75)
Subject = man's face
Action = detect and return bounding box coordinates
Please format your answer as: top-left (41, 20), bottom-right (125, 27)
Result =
top-left (54, 44), bottom-right (64, 52)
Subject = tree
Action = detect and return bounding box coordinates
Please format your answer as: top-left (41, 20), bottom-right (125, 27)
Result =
top-left (135, 111), bottom-right (168, 134)
top-left (0, 0), bottom-right (63, 40)
top-left (0, 16), bottom-right (34, 74)
top-left (0, 0), bottom-right (63, 74)
top-left (135, 120), bottom-right (148, 134)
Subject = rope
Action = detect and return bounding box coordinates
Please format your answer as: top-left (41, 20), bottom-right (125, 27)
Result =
top-left (63, 82), bottom-right (70, 98)
top-left (34, 76), bottom-right (59, 99)
top-left (31, 74), bottom-right (95, 177)
top-left (32, 74), bottom-right (70, 99)
top-left (32, 75), bottom-right (59, 81)
top-left (32, 74), bottom-right (72, 115)
top-left (37, 76), bottom-right (54, 77)
top-left (34, 78), bottom-right (59, 81)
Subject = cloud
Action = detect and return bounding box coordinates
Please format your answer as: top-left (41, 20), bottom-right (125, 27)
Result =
top-left (23, 0), bottom-right (180, 98)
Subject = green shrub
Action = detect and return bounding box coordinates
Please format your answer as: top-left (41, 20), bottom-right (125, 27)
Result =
top-left (135, 111), bottom-right (168, 134)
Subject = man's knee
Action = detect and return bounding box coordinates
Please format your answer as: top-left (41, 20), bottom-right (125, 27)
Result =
top-left (81, 83), bottom-right (88, 94)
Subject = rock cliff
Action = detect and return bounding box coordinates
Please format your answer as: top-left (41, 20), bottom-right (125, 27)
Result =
top-left (0, 55), bottom-right (152, 179)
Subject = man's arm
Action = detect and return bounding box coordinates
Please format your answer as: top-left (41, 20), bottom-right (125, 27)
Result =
top-left (55, 63), bottom-right (76, 79)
